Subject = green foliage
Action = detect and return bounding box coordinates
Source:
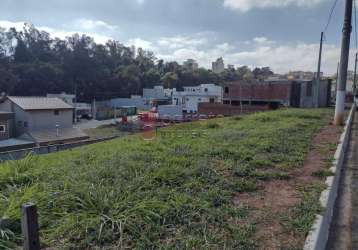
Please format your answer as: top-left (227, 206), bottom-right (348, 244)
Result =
top-left (0, 109), bottom-right (332, 248)
top-left (0, 24), bottom-right (274, 100)
top-left (282, 183), bottom-right (325, 234)
top-left (312, 170), bottom-right (335, 178)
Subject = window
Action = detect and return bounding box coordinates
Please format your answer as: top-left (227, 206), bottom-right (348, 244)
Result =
top-left (24, 122), bottom-right (28, 128)
top-left (17, 121), bottom-right (22, 127)
top-left (210, 98), bottom-right (215, 103)
top-left (306, 83), bottom-right (312, 97)
top-left (205, 88), bottom-right (208, 92)
top-left (54, 110), bottom-right (60, 115)
top-left (225, 87), bottom-right (229, 94)
top-left (0, 125), bottom-right (6, 133)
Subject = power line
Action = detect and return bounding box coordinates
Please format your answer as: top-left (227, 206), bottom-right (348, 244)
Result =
top-left (323, 0), bottom-right (340, 34)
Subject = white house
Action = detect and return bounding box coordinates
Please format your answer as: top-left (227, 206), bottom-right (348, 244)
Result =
top-left (172, 84), bottom-right (223, 113)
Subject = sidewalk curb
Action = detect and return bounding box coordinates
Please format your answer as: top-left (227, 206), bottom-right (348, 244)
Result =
top-left (304, 105), bottom-right (356, 250)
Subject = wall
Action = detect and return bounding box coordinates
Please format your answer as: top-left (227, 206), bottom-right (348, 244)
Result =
top-left (27, 110), bottom-right (73, 132)
top-left (223, 82), bottom-right (291, 104)
top-left (13, 104), bottom-right (30, 136)
top-left (198, 103), bottom-right (270, 116)
top-left (158, 105), bottom-right (183, 120)
top-left (0, 119), bottom-right (12, 140)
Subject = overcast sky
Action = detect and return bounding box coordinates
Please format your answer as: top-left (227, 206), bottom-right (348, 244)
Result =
top-left (0, 0), bottom-right (354, 74)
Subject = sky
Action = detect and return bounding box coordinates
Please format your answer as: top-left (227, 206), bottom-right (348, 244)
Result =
top-left (0, 0), bottom-right (355, 74)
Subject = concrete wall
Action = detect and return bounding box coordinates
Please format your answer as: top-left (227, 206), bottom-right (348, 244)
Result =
top-left (13, 104), bottom-right (30, 136)
top-left (0, 119), bottom-right (13, 140)
top-left (198, 103), bottom-right (270, 116)
top-left (27, 110), bottom-right (73, 131)
top-left (158, 105), bottom-right (183, 120)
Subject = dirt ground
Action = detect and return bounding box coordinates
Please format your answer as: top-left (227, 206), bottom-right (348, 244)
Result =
top-left (235, 121), bottom-right (342, 249)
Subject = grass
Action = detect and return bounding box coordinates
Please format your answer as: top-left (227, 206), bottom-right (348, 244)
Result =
top-left (83, 125), bottom-right (128, 139)
top-left (0, 108), bottom-right (332, 249)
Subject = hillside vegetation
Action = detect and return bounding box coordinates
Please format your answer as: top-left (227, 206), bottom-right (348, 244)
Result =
top-left (0, 109), bottom-right (332, 249)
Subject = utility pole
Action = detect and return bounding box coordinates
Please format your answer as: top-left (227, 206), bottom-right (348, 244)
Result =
top-left (353, 53), bottom-right (358, 94)
top-left (334, 0), bottom-right (353, 125)
top-left (315, 32), bottom-right (324, 108)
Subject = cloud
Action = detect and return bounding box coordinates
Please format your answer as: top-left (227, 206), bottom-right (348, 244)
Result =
top-left (223, 0), bottom-right (325, 12)
top-left (127, 38), bottom-right (153, 50)
top-left (0, 20), bottom-right (346, 75)
top-left (0, 20), bottom-right (114, 44)
top-left (157, 35), bottom-right (208, 50)
top-left (75, 19), bottom-right (118, 31)
top-left (0, 20), bottom-right (26, 31)
top-left (157, 36), bottom-right (342, 75)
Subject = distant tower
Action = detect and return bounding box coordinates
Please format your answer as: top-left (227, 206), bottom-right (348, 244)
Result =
top-left (212, 57), bottom-right (225, 74)
top-left (183, 59), bottom-right (199, 70)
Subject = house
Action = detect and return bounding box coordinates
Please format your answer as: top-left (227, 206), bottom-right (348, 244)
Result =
top-left (0, 96), bottom-right (88, 145)
top-left (0, 112), bottom-right (14, 140)
top-left (172, 84), bottom-right (223, 113)
top-left (47, 92), bottom-right (75, 106)
top-left (222, 79), bottom-right (331, 108)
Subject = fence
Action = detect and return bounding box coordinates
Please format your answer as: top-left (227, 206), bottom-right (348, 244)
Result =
top-left (0, 136), bottom-right (119, 162)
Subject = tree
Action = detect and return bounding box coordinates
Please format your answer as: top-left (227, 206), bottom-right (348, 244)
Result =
top-left (161, 72), bottom-right (178, 89)
top-left (0, 23), bottom-right (277, 101)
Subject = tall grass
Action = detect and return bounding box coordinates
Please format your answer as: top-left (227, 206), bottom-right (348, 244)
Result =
top-left (0, 109), bottom-right (331, 249)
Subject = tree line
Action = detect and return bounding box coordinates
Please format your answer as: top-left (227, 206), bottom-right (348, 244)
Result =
top-left (0, 24), bottom-right (274, 102)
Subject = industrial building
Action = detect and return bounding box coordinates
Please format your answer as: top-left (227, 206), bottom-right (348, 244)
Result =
top-left (222, 79), bottom-right (331, 108)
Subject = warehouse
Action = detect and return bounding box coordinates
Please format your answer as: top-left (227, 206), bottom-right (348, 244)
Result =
top-left (222, 79), bottom-right (331, 108)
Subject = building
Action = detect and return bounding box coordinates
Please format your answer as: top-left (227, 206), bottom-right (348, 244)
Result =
top-left (212, 58), bottom-right (225, 74)
top-left (287, 71), bottom-right (323, 81)
top-left (222, 80), bottom-right (331, 108)
top-left (228, 64), bottom-right (235, 70)
top-left (0, 112), bottom-right (14, 140)
top-left (0, 96), bottom-right (88, 145)
top-left (143, 86), bottom-right (172, 102)
top-left (183, 59), bottom-right (199, 71)
top-left (157, 105), bottom-right (183, 120)
top-left (172, 84), bottom-right (223, 113)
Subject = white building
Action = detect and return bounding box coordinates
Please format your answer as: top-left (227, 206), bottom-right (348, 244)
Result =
top-left (212, 58), bottom-right (225, 74)
top-left (183, 59), bottom-right (199, 71)
top-left (172, 84), bottom-right (223, 113)
top-left (143, 86), bottom-right (172, 100)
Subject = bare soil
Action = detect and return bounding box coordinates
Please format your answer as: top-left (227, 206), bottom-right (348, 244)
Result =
top-left (235, 122), bottom-right (342, 249)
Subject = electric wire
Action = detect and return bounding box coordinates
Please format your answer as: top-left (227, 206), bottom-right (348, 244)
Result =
top-left (323, 0), bottom-right (339, 34)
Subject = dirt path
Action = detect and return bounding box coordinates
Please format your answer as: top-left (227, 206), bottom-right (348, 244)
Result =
top-left (235, 120), bottom-right (342, 249)
top-left (327, 113), bottom-right (358, 249)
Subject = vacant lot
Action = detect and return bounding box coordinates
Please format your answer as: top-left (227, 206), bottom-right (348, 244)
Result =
top-left (0, 109), bottom-right (338, 249)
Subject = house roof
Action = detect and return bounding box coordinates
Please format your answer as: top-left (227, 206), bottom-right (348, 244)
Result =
top-left (7, 96), bottom-right (73, 111)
